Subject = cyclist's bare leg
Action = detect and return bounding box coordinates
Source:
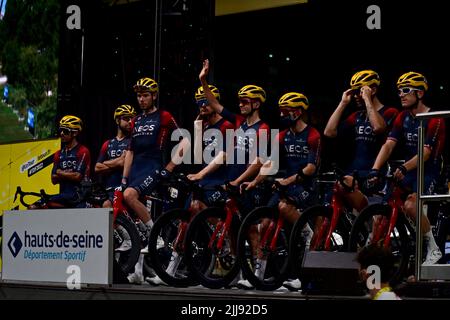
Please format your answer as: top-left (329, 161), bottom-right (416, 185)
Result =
top-left (339, 176), bottom-right (368, 213)
top-left (102, 199), bottom-right (112, 208)
top-left (278, 200), bottom-right (300, 224)
top-left (190, 199), bottom-right (207, 215)
top-left (403, 193), bottom-right (431, 234)
top-left (124, 187), bottom-right (151, 223)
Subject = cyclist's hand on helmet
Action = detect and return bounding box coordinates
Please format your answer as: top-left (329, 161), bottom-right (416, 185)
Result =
top-left (360, 85), bottom-right (373, 102)
top-left (341, 89), bottom-right (353, 105)
top-left (199, 59), bottom-right (210, 82)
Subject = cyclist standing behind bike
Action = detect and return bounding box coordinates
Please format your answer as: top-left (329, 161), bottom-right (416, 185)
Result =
top-left (324, 70), bottom-right (398, 212)
top-left (187, 85), bottom-right (234, 212)
top-left (121, 77), bottom-right (181, 236)
top-left (95, 105), bottom-right (136, 208)
top-left (370, 72), bottom-right (445, 265)
top-left (47, 115), bottom-right (91, 208)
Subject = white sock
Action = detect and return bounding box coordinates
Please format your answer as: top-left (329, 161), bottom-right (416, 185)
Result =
top-left (255, 258), bottom-right (267, 280)
top-left (134, 253), bottom-right (144, 277)
top-left (166, 252), bottom-right (182, 276)
top-left (145, 219), bottom-right (153, 229)
top-left (424, 231), bottom-right (439, 252)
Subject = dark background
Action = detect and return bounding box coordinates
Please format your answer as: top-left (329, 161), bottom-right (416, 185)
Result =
top-left (58, 0), bottom-right (450, 174)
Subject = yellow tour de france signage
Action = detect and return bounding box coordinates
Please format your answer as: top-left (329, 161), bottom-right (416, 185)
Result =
top-left (0, 138), bottom-right (60, 270)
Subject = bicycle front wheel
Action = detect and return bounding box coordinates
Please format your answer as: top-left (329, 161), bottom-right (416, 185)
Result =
top-left (348, 203), bottom-right (410, 285)
top-left (148, 208), bottom-right (198, 287)
top-left (237, 206), bottom-right (291, 290)
top-left (289, 205), bottom-right (350, 280)
top-left (114, 214), bottom-right (141, 275)
top-left (184, 207), bottom-right (241, 289)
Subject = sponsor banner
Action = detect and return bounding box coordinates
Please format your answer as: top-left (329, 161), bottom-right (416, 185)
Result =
top-left (2, 208), bottom-right (112, 285)
top-left (0, 138), bottom-right (59, 270)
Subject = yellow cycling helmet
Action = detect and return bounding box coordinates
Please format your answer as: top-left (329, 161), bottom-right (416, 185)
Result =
top-left (114, 105), bottom-right (136, 121)
top-left (238, 85), bottom-right (266, 103)
top-left (397, 71), bottom-right (428, 91)
top-left (59, 115), bottom-right (83, 131)
top-left (278, 92), bottom-right (309, 111)
top-left (195, 85), bottom-right (220, 101)
top-left (133, 77), bottom-right (159, 93)
top-left (350, 70), bottom-right (380, 90)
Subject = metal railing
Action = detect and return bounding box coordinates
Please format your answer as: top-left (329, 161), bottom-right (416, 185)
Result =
top-left (416, 110), bottom-right (450, 281)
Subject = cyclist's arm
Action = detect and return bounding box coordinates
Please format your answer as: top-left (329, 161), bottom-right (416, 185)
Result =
top-left (200, 59), bottom-right (224, 114)
top-left (55, 170), bottom-right (83, 182)
top-left (362, 87), bottom-right (386, 134)
top-left (165, 137), bottom-right (191, 172)
top-left (95, 152), bottom-right (126, 174)
top-left (231, 157), bottom-right (264, 185)
top-left (250, 159), bottom-right (274, 185)
top-left (122, 150), bottom-right (133, 181)
top-left (324, 90), bottom-right (352, 138)
top-left (372, 139), bottom-right (397, 170)
top-left (194, 151), bottom-right (226, 180)
top-left (283, 163), bottom-right (317, 185)
top-left (403, 147), bottom-right (432, 172)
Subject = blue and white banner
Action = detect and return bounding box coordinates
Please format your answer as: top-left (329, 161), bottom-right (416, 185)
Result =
top-left (2, 208), bottom-right (112, 285)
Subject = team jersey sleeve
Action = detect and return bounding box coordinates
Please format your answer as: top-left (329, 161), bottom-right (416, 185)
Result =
top-left (77, 146), bottom-right (91, 179)
top-left (337, 112), bottom-right (357, 137)
top-left (219, 108), bottom-right (239, 126)
top-left (51, 150), bottom-right (61, 175)
top-left (257, 123), bottom-right (271, 160)
top-left (96, 140), bottom-right (109, 164)
top-left (387, 111), bottom-right (406, 142)
top-left (129, 117), bottom-right (136, 152)
top-left (382, 107), bottom-right (399, 129)
top-left (425, 118), bottom-right (446, 153)
top-left (307, 128), bottom-right (321, 167)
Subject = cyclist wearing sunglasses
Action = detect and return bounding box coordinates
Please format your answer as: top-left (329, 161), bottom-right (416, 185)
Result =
top-left (46, 115), bottom-right (91, 208)
top-left (324, 70), bottom-right (398, 212)
top-left (370, 71), bottom-right (445, 265)
top-left (95, 105), bottom-right (136, 208)
top-left (186, 85), bottom-right (234, 212)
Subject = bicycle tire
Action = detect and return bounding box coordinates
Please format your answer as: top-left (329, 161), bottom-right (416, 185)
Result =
top-left (237, 206), bottom-right (291, 291)
top-left (184, 207), bottom-right (241, 289)
top-left (288, 205), bottom-right (350, 280)
top-left (148, 208), bottom-right (198, 287)
top-left (348, 203), bottom-right (410, 285)
top-left (113, 214), bottom-right (141, 275)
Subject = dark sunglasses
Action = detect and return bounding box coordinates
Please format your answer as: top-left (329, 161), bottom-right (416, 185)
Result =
top-left (398, 87), bottom-right (419, 96)
top-left (58, 128), bottom-right (73, 135)
top-left (196, 99), bottom-right (208, 107)
top-left (120, 116), bottom-right (133, 122)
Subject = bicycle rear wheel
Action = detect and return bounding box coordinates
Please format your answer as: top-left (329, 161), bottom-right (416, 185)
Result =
top-left (237, 206), bottom-right (291, 291)
top-left (184, 207), bottom-right (241, 289)
top-left (289, 205), bottom-right (350, 281)
top-left (114, 214), bottom-right (141, 275)
top-left (348, 203), bottom-right (410, 285)
top-left (148, 208), bottom-right (198, 287)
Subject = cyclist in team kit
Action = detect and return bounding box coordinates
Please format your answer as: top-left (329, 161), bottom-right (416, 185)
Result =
top-left (31, 115), bottom-right (92, 209)
top-left (370, 72), bottom-right (445, 265)
top-left (240, 92), bottom-right (321, 290)
top-left (324, 70), bottom-right (399, 211)
top-left (121, 77), bottom-right (185, 284)
top-left (95, 105), bottom-right (136, 208)
top-left (146, 84), bottom-right (235, 286)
